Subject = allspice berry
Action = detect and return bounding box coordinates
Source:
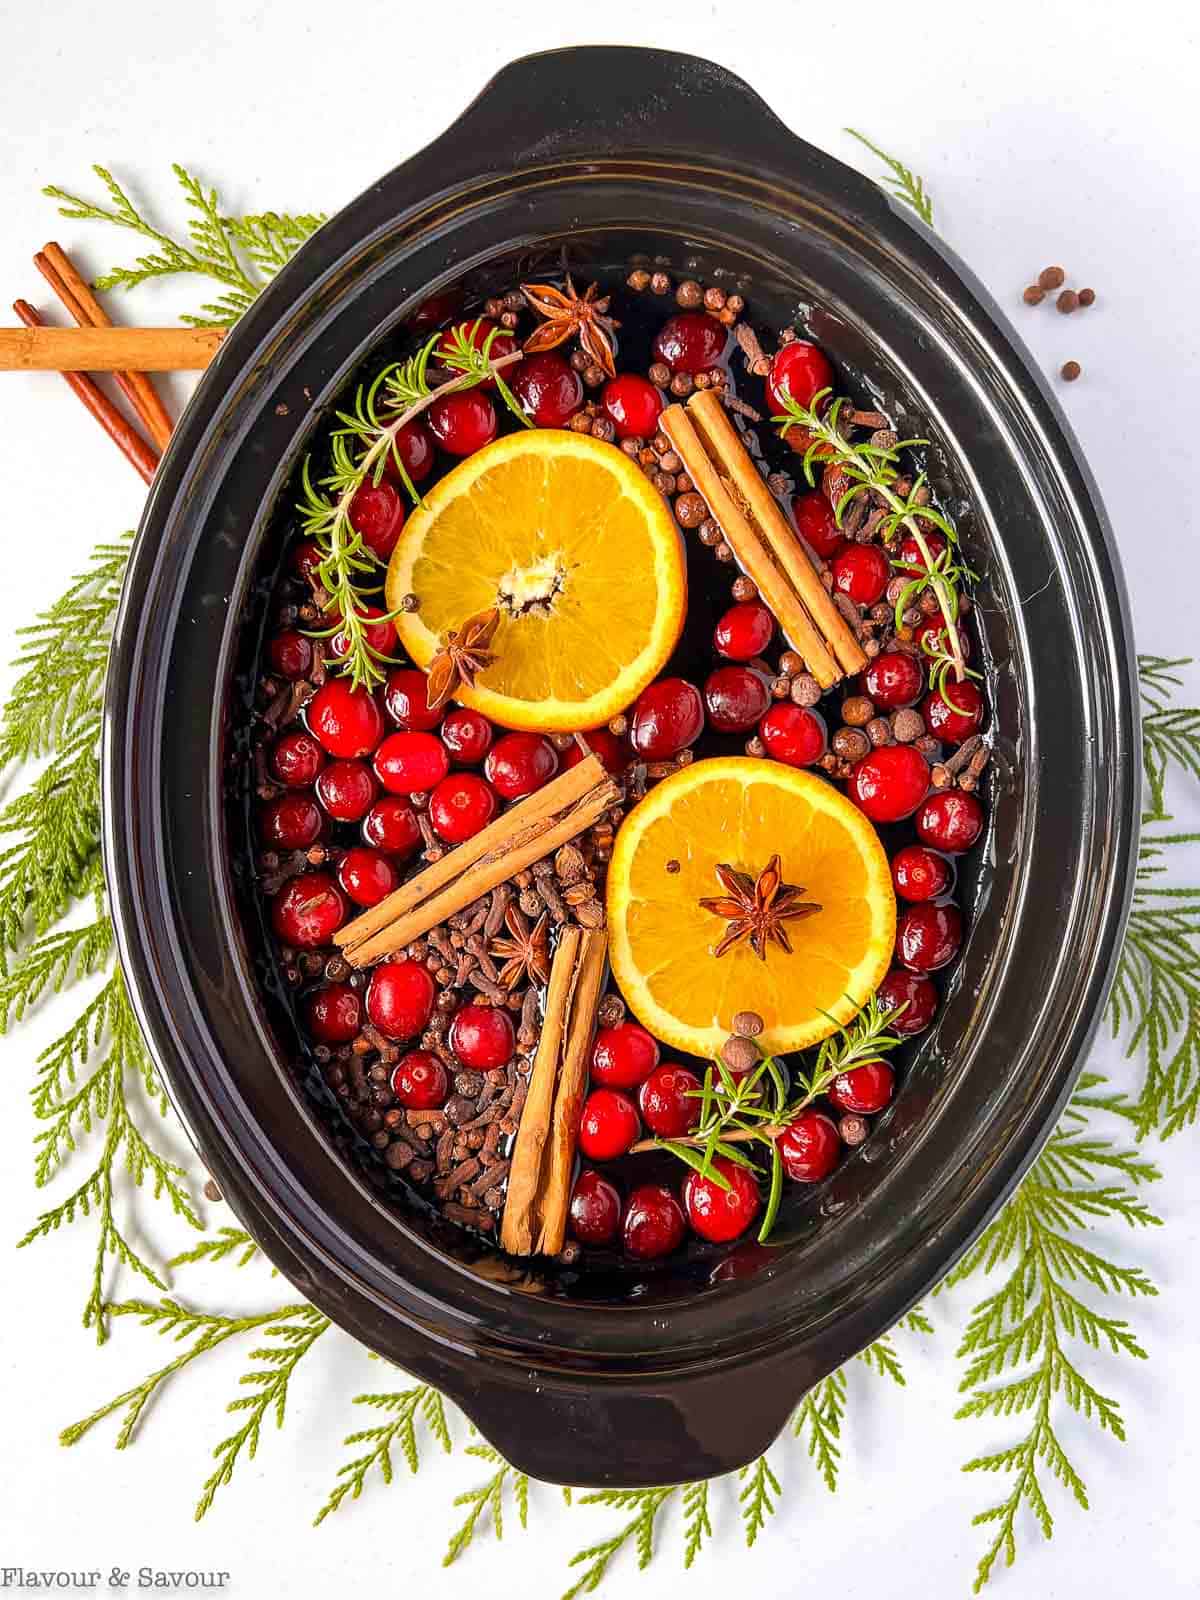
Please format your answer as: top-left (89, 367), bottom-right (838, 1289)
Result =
top-left (1061, 360), bottom-right (1082, 382)
top-left (839, 1114), bottom-right (869, 1147)
top-left (832, 726), bottom-right (871, 762)
top-left (791, 672), bottom-right (822, 708)
top-left (1056, 289), bottom-right (1080, 315)
top-left (674, 491), bottom-right (708, 528)
top-left (1038, 265), bottom-right (1066, 291)
top-left (1077, 288), bottom-right (1096, 307)
top-left (732, 576), bottom-right (758, 603)
top-left (626, 269), bottom-right (651, 291)
top-left (648, 361), bottom-right (671, 388)
top-left (842, 694), bottom-right (875, 727)
top-left (1022, 285), bottom-right (1045, 305)
top-left (676, 279), bottom-right (704, 308)
top-left (892, 708), bottom-right (926, 743)
top-left (649, 271), bottom-right (671, 295)
top-left (732, 1009), bottom-right (765, 1038)
top-left (720, 1034), bottom-right (760, 1075)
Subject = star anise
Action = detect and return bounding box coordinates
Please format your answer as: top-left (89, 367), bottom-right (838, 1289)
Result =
top-left (520, 273), bottom-right (620, 378)
top-left (425, 606), bottom-right (500, 712)
top-left (698, 854), bottom-right (820, 961)
top-left (488, 904), bottom-right (551, 991)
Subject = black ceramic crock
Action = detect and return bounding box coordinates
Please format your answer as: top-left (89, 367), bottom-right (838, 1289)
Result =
top-left (103, 47), bottom-right (1139, 1486)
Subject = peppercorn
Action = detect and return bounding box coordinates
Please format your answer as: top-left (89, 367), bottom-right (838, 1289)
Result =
top-left (842, 694), bottom-right (875, 727)
top-left (627, 269), bottom-right (651, 291)
top-left (1038, 265), bottom-right (1066, 291)
top-left (732, 576), bottom-right (759, 603)
top-left (674, 491), bottom-right (708, 528)
top-left (650, 271), bottom-right (671, 295)
top-left (1061, 360), bottom-right (1082, 382)
top-left (590, 417), bottom-right (617, 442)
top-left (1056, 289), bottom-right (1080, 314)
top-left (676, 279), bottom-right (703, 308)
top-left (568, 411), bottom-right (592, 433)
top-left (1022, 285), bottom-right (1045, 305)
top-left (648, 361), bottom-right (671, 388)
top-left (583, 364), bottom-right (606, 388)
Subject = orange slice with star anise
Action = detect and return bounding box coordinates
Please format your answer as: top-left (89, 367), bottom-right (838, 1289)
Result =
top-left (606, 757), bottom-right (897, 1058)
top-left (386, 430), bottom-right (686, 731)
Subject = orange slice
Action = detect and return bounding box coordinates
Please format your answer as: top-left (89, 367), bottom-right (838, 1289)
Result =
top-left (386, 430), bottom-right (686, 731)
top-left (606, 757), bottom-right (897, 1059)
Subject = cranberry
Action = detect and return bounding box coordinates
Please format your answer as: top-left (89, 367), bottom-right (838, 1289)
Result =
top-left (914, 617), bottom-right (972, 664)
top-left (383, 420), bottom-right (436, 486)
top-left (569, 1169), bottom-right (623, 1247)
top-left (917, 790), bottom-right (984, 854)
top-left (511, 351), bottom-right (584, 426)
top-left (268, 631), bottom-right (313, 680)
top-left (923, 682), bottom-right (984, 744)
top-left (305, 982), bottom-right (362, 1044)
top-left (291, 539), bottom-right (323, 584)
top-left (436, 318), bottom-right (518, 383)
top-left (777, 1110), bottom-right (841, 1182)
top-left (629, 677), bottom-right (704, 760)
top-left (440, 707), bottom-right (494, 765)
top-left (892, 843), bottom-right (952, 902)
top-left (429, 773), bottom-right (497, 842)
top-left (898, 529), bottom-right (947, 570)
top-left (407, 289), bottom-right (463, 332)
top-left (337, 846), bottom-right (399, 907)
top-left (896, 902), bottom-right (963, 972)
top-left (760, 702), bottom-right (827, 767)
top-left (623, 1183), bottom-right (686, 1260)
top-left (449, 1003), bottom-right (515, 1069)
top-left (864, 651), bottom-right (924, 709)
top-left (849, 744), bottom-right (930, 823)
top-left (638, 1065), bottom-right (702, 1138)
top-left (348, 479), bottom-right (406, 561)
top-left (259, 793), bottom-right (323, 850)
top-left (484, 733), bottom-right (558, 799)
top-left (832, 544), bottom-right (891, 607)
top-left (602, 374), bottom-right (663, 440)
top-left (578, 1088), bottom-right (642, 1161)
top-left (765, 340), bottom-right (834, 415)
top-left (704, 665), bottom-right (771, 734)
top-left (428, 390), bottom-right (498, 456)
top-left (373, 731), bottom-right (450, 794)
top-left (792, 489), bottom-right (846, 561)
top-left (562, 728), bottom-right (629, 774)
top-left (390, 1050), bottom-right (448, 1110)
top-left (714, 602), bottom-right (775, 661)
top-left (270, 729), bottom-right (326, 787)
top-left (331, 605), bottom-right (397, 663)
top-left (271, 871), bottom-right (346, 947)
top-left (682, 1156), bottom-right (761, 1243)
top-left (307, 680), bottom-right (385, 759)
top-left (315, 759), bottom-right (377, 822)
top-left (828, 1060), bottom-right (895, 1115)
top-left (383, 667), bottom-right (443, 731)
top-left (365, 959), bottom-right (436, 1040)
top-left (591, 1022), bottom-right (660, 1090)
top-left (361, 796), bottom-right (422, 856)
top-left (652, 312), bottom-right (727, 374)
top-left (877, 968), bottom-right (939, 1034)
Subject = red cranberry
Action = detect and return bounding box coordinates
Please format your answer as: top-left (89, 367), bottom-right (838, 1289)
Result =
top-left (760, 702), bottom-right (827, 767)
top-left (562, 728), bottom-right (629, 774)
top-left (891, 843), bottom-right (952, 902)
top-left (896, 902), bottom-right (963, 972)
top-left (602, 374), bottom-right (663, 440)
top-left (260, 792), bottom-right (323, 849)
top-left (315, 759), bottom-right (377, 822)
top-left (270, 729), bottom-right (326, 787)
top-left (428, 390), bottom-right (498, 456)
top-left (704, 665), bottom-right (771, 734)
top-left (271, 871), bottom-right (346, 947)
top-left (331, 604), bottom-right (397, 663)
top-left (629, 677), bottom-right (704, 760)
top-left (449, 1003), bottom-right (515, 1069)
top-left (832, 544), bottom-right (891, 607)
top-left (390, 1050), bottom-right (448, 1110)
top-left (348, 479), bottom-right (406, 562)
top-left (307, 680), bottom-right (385, 759)
top-left (373, 731), bottom-right (450, 794)
top-left (305, 982), bottom-right (362, 1044)
top-left (383, 420), bottom-right (435, 486)
top-left (361, 796), bottom-right (422, 856)
top-left (828, 1060), bottom-right (894, 1115)
top-left (383, 667), bottom-right (443, 731)
top-left (591, 1022), bottom-right (660, 1090)
top-left (898, 530), bottom-right (947, 569)
top-left (765, 340), bottom-right (834, 415)
top-left (291, 539), bottom-right (323, 584)
top-left (578, 1088), bottom-right (642, 1161)
top-left (337, 846), bottom-right (399, 907)
top-left (440, 707), bottom-right (494, 765)
top-left (623, 1183), bottom-right (686, 1260)
top-left (915, 617), bottom-right (971, 663)
top-left (849, 744), bottom-right (930, 822)
top-left (511, 351), bottom-right (584, 426)
top-left (877, 968), bottom-right (939, 1034)
top-left (436, 318), bottom-right (519, 383)
top-left (714, 602), bottom-right (775, 660)
top-left (365, 959), bottom-right (436, 1040)
top-left (917, 790), bottom-right (984, 854)
top-left (569, 1169), bottom-right (623, 1247)
top-left (484, 733), bottom-right (558, 800)
top-left (268, 631), bottom-right (313, 680)
top-left (652, 312), bottom-right (727, 374)
top-left (864, 651), bottom-right (924, 709)
top-left (777, 1110), bottom-right (841, 1182)
top-left (792, 489), bottom-right (846, 561)
top-left (682, 1156), bottom-right (761, 1243)
top-left (638, 1065), bottom-right (702, 1138)
top-left (429, 773), bottom-right (497, 842)
top-left (923, 682), bottom-right (984, 744)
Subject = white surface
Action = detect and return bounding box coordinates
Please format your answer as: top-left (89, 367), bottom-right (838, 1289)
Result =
top-left (2, 2), bottom-right (1199, 1595)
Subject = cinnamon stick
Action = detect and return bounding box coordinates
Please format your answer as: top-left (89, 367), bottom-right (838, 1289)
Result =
top-left (335, 755), bottom-right (619, 965)
top-left (0, 324), bottom-right (224, 371)
top-left (11, 302), bottom-right (158, 484)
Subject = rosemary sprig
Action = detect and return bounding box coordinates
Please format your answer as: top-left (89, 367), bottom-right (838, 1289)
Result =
top-left (845, 129), bottom-right (935, 226)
